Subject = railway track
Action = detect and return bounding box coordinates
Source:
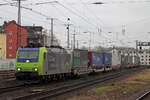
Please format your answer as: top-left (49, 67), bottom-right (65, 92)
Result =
top-left (136, 91), bottom-right (150, 100)
top-left (12, 72), bottom-right (121, 100)
top-left (0, 84), bottom-right (25, 94)
top-left (12, 67), bottom-right (146, 100)
top-left (0, 80), bottom-right (40, 94)
top-left (0, 70), bottom-right (15, 79)
top-left (0, 66), bottom-right (147, 100)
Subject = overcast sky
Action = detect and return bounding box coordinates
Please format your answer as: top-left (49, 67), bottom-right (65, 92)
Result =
top-left (0, 0), bottom-right (150, 48)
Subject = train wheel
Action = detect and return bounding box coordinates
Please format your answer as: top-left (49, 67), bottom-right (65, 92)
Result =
top-left (16, 76), bottom-right (22, 80)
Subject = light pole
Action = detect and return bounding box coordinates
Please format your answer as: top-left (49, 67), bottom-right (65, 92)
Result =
top-left (13, 0), bottom-right (26, 50)
top-left (47, 18), bottom-right (56, 46)
top-left (83, 31), bottom-right (92, 50)
top-left (66, 18), bottom-right (71, 48)
top-left (64, 18), bottom-right (73, 48)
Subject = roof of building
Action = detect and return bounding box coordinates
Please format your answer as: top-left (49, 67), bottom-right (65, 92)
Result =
top-left (0, 20), bottom-right (43, 37)
top-left (24, 26), bottom-right (43, 38)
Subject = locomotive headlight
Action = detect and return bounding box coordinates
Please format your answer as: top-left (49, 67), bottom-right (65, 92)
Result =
top-left (17, 68), bottom-right (21, 71)
top-left (34, 68), bottom-right (38, 71)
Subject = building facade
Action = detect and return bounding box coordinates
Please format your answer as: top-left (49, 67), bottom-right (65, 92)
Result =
top-left (0, 20), bottom-right (56, 59)
top-left (25, 26), bottom-right (43, 47)
top-left (138, 51), bottom-right (150, 65)
top-left (4, 21), bottom-right (27, 59)
top-left (0, 33), bottom-right (6, 59)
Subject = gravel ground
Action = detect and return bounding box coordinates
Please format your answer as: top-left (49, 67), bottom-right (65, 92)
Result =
top-left (0, 67), bottom-right (148, 100)
top-left (0, 71), bottom-right (120, 100)
top-left (51, 68), bottom-right (149, 100)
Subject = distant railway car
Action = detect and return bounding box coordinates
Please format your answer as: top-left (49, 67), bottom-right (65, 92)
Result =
top-left (103, 53), bottom-right (112, 68)
top-left (72, 49), bottom-right (89, 75)
top-left (88, 52), bottom-right (113, 72)
top-left (112, 50), bottom-right (121, 70)
top-left (127, 55), bottom-right (133, 68)
top-left (131, 55), bottom-right (140, 67)
top-left (88, 52), bottom-right (103, 69)
top-left (120, 55), bottom-right (127, 68)
top-left (120, 54), bottom-right (135, 68)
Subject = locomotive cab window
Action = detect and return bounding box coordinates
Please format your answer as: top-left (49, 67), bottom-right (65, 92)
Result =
top-left (17, 49), bottom-right (39, 62)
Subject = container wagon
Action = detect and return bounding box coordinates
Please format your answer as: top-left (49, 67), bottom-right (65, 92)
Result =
top-left (88, 52), bottom-right (104, 72)
top-left (88, 52), bottom-right (112, 72)
top-left (72, 49), bottom-right (89, 75)
top-left (112, 50), bottom-right (121, 70)
top-left (88, 52), bottom-right (103, 69)
top-left (131, 55), bottom-right (140, 67)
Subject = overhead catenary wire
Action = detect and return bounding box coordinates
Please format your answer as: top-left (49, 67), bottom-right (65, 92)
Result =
top-left (56, 1), bottom-right (109, 46)
top-left (2, 0), bottom-right (148, 48)
top-left (57, 2), bottom-right (99, 29)
top-left (1, 0), bottom-right (68, 25)
top-left (2, 0), bottom-right (119, 41)
top-left (1, 0), bottom-right (49, 23)
top-left (0, 4), bottom-right (51, 25)
top-left (80, 0), bottom-right (105, 27)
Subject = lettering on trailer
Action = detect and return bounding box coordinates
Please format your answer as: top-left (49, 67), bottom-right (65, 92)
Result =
top-left (138, 42), bottom-right (150, 46)
top-left (93, 54), bottom-right (100, 62)
top-left (74, 51), bottom-right (80, 57)
top-left (105, 57), bottom-right (108, 62)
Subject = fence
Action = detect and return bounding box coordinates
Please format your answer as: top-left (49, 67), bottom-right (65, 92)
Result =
top-left (0, 59), bottom-right (15, 71)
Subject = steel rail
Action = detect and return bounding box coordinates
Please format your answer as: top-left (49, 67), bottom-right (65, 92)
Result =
top-left (0, 81), bottom-right (40, 94)
top-left (13, 67), bottom-right (145, 100)
top-left (136, 91), bottom-right (150, 100)
top-left (13, 72), bottom-right (121, 100)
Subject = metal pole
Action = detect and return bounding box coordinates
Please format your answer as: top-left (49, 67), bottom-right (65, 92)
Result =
top-left (19, 0), bottom-right (21, 48)
top-left (16, 0), bottom-right (21, 50)
top-left (51, 18), bottom-right (53, 46)
top-left (13, 0), bottom-right (26, 49)
top-left (73, 33), bottom-right (76, 49)
top-left (67, 18), bottom-right (71, 48)
top-left (89, 32), bottom-right (91, 50)
top-left (67, 24), bottom-right (70, 48)
top-left (136, 40), bottom-right (138, 55)
top-left (77, 40), bottom-right (79, 49)
top-left (71, 40), bottom-right (72, 49)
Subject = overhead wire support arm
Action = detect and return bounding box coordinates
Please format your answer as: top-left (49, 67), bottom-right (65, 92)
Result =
top-left (57, 2), bottom-right (99, 29)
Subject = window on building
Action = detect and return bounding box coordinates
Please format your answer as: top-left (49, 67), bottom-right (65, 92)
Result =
top-left (142, 56), bottom-right (143, 58)
top-left (142, 62), bottom-right (143, 64)
top-left (9, 32), bottom-right (13, 35)
top-left (9, 46), bottom-right (12, 49)
top-left (146, 56), bottom-right (147, 57)
top-left (9, 39), bottom-right (12, 43)
top-left (9, 54), bottom-right (12, 57)
top-left (141, 59), bottom-right (144, 61)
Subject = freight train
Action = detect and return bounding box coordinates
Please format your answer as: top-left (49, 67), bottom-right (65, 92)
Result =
top-left (15, 47), bottom-right (140, 80)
